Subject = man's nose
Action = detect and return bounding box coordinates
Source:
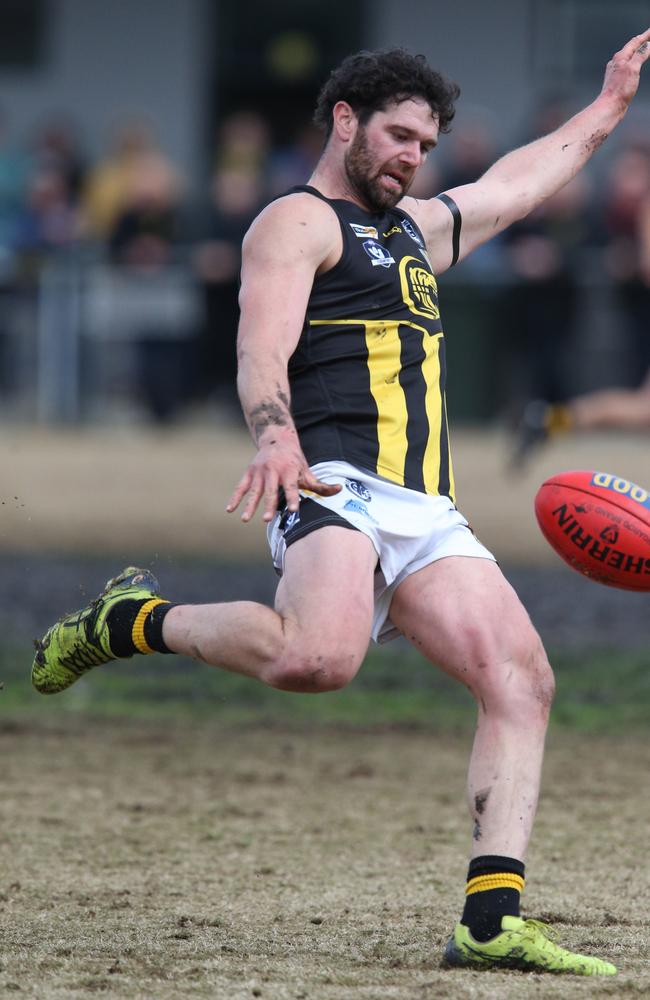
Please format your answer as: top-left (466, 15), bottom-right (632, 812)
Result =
top-left (400, 142), bottom-right (421, 167)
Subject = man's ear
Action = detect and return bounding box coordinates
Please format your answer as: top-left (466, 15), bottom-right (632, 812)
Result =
top-left (332, 101), bottom-right (357, 143)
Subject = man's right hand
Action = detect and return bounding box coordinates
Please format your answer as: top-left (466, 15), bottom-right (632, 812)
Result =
top-left (226, 435), bottom-right (341, 524)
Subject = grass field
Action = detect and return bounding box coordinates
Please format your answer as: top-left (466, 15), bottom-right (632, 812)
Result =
top-left (1, 713), bottom-right (649, 1000)
top-left (2, 425), bottom-right (650, 997)
top-left (2, 645), bottom-right (650, 999)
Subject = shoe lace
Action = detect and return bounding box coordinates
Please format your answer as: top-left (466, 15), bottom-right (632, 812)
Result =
top-left (58, 639), bottom-right (106, 675)
top-left (54, 602), bottom-right (108, 675)
top-left (522, 919), bottom-right (560, 944)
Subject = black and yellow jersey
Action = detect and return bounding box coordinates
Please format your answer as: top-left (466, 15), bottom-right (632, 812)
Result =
top-left (288, 185), bottom-right (455, 500)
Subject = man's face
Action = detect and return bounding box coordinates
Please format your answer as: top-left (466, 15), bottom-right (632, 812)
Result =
top-left (344, 98), bottom-right (439, 212)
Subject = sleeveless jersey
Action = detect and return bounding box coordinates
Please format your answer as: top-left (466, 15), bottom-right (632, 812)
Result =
top-left (288, 185), bottom-right (455, 500)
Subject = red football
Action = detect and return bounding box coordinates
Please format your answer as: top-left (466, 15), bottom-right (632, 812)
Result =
top-left (534, 470), bottom-right (650, 591)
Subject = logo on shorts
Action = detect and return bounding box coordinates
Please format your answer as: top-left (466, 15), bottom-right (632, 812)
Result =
top-left (283, 511), bottom-right (300, 532)
top-left (362, 239), bottom-right (395, 268)
top-left (345, 479), bottom-right (372, 502)
top-left (343, 498), bottom-right (378, 524)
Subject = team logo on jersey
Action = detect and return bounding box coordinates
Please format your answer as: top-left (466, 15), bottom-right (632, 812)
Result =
top-left (345, 479), bottom-right (372, 502)
top-left (399, 255), bottom-right (439, 319)
top-left (343, 498), bottom-right (378, 523)
top-left (350, 223), bottom-right (378, 239)
top-left (362, 239), bottom-right (395, 268)
top-left (401, 217), bottom-right (424, 247)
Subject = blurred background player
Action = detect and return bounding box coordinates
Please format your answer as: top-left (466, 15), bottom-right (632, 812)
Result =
top-left (513, 140), bottom-right (650, 465)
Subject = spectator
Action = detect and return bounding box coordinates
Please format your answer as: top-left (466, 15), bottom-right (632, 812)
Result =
top-left (193, 162), bottom-right (265, 414)
top-left (503, 174), bottom-right (594, 409)
top-left (82, 120), bottom-right (182, 242)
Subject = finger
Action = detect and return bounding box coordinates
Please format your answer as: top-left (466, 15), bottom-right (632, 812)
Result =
top-left (282, 479), bottom-right (301, 513)
top-left (620, 28), bottom-right (650, 61)
top-left (226, 470), bottom-right (253, 513)
top-left (299, 471), bottom-right (342, 497)
top-left (310, 481), bottom-right (343, 497)
top-left (262, 471), bottom-right (280, 523)
top-left (241, 474), bottom-right (264, 523)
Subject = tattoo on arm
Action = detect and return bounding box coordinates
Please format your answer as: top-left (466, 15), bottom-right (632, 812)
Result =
top-left (249, 394), bottom-right (291, 445)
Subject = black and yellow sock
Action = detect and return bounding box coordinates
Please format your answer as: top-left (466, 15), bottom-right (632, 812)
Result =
top-left (461, 855), bottom-right (525, 942)
top-left (106, 599), bottom-right (176, 657)
top-left (546, 402), bottom-right (573, 435)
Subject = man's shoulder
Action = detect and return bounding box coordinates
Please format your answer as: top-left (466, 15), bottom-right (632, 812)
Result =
top-left (243, 190), bottom-right (341, 267)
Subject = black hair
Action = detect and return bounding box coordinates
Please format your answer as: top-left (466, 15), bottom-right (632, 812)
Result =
top-left (314, 48), bottom-right (460, 138)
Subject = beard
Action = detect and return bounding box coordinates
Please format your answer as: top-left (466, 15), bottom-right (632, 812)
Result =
top-left (344, 127), bottom-right (411, 213)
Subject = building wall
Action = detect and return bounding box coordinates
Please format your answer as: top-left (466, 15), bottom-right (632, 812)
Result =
top-left (0, 0), bottom-right (209, 182)
top-left (367, 0), bottom-right (535, 146)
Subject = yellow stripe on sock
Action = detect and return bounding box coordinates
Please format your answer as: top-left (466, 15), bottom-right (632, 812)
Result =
top-left (465, 873), bottom-right (525, 896)
top-left (131, 598), bottom-right (170, 655)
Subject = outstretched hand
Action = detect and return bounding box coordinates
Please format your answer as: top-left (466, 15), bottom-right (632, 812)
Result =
top-left (226, 438), bottom-right (341, 524)
top-left (601, 28), bottom-right (650, 109)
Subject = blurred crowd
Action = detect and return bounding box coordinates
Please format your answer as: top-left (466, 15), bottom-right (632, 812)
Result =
top-left (2, 101), bottom-right (650, 424)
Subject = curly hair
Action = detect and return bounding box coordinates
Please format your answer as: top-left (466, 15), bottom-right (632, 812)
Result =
top-left (314, 49), bottom-right (460, 137)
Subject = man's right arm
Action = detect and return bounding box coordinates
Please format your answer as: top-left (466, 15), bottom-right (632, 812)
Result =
top-left (226, 194), bottom-right (342, 523)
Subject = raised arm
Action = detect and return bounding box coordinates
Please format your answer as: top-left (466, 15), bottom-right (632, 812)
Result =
top-left (226, 194), bottom-right (342, 523)
top-left (409, 28), bottom-right (650, 273)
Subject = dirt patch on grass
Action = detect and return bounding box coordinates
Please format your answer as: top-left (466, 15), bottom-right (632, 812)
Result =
top-left (1, 717), bottom-right (648, 998)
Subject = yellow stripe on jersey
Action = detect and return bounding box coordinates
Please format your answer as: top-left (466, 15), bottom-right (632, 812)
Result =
top-left (309, 318), bottom-right (449, 493)
top-left (444, 394), bottom-right (456, 500)
top-left (363, 320), bottom-right (408, 484)
top-left (418, 327), bottom-right (444, 494)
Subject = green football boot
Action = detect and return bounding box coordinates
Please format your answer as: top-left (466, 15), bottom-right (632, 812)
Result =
top-left (442, 915), bottom-right (617, 976)
top-left (32, 566), bottom-right (160, 695)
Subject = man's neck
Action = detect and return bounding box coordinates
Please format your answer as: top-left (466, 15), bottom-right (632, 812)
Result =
top-left (309, 156), bottom-right (369, 210)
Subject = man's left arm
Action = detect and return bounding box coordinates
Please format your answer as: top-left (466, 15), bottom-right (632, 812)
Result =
top-left (411, 28), bottom-right (650, 273)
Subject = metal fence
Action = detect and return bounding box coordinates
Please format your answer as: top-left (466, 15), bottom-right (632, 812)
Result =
top-left (0, 250), bottom-right (636, 425)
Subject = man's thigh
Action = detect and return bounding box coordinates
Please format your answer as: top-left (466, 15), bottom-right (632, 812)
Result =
top-left (389, 556), bottom-right (541, 682)
top-left (274, 525), bottom-right (378, 660)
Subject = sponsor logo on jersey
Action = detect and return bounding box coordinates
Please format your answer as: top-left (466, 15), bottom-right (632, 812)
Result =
top-left (345, 479), bottom-right (372, 502)
top-left (590, 472), bottom-right (650, 511)
top-left (382, 225), bottom-right (402, 238)
top-left (343, 498), bottom-right (378, 523)
top-left (401, 217), bottom-right (424, 246)
top-left (362, 239), bottom-right (395, 268)
top-left (350, 223), bottom-right (379, 239)
top-left (399, 256), bottom-right (439, 319)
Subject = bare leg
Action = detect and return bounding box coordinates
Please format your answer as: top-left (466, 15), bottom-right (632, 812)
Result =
top-left (389, 557), bottom-right (554, 860)
top-left (570, 382), bottom-right (650, 430)
top-left (161, 526), bottom-right (378, 692)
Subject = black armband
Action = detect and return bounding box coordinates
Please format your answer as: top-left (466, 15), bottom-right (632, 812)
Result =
top-left (435, 193), bottom-right (462, 267)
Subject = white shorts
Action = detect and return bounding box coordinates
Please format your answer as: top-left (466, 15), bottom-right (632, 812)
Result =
top-left (267, 460), bottom-right (495, 644)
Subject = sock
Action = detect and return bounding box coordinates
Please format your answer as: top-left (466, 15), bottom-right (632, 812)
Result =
top-left (106, 599), bottom-right (176, 657)
top-left (461, 855), bottom-right (525, 942)
top-left (546, 402), bottom-right (573, 434)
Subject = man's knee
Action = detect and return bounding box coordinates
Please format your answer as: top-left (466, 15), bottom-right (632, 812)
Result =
top-left (470, 629), bottom-right (555, 719)
top-left (265, 647), bottom-right (364, 693)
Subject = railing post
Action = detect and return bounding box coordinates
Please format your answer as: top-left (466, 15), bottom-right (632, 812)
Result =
top-left (36, 255), bottom-right (82, 424)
